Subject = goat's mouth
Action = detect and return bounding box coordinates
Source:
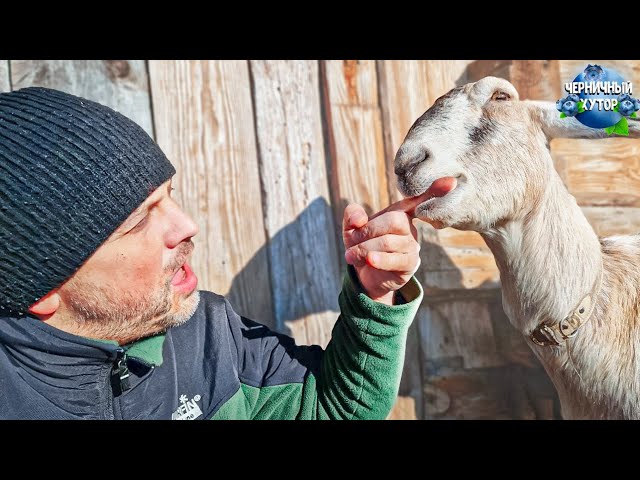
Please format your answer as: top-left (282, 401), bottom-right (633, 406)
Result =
top-left (418, 175), bottom-right (460, 204)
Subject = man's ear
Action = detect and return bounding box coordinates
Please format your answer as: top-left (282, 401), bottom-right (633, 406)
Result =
top-left (28, 291), bottom-right (61, 316)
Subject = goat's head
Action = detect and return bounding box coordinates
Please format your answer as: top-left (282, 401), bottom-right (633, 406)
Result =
top-left (394, 76), bottom-right (639, 231)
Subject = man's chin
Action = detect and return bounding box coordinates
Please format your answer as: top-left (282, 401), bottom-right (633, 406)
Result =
top-left (167, 290), bottom-right (200, 327)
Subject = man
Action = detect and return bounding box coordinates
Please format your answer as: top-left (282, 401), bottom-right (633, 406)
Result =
top-left (0, 87), bottom-right (424, 419)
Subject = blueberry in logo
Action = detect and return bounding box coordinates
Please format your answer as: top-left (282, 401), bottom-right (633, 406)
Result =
top-left (583, 64), bottom-right (604, 82)
top-left (557, 64), bottom-right (639, 136)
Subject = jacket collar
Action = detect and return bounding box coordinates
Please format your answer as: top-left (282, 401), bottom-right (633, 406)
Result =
top-left (0, 314), bottom-right (166, 366)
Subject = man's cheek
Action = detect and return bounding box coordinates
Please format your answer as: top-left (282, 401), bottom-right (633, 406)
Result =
top-left (130, 262), bottom-right (162, 286)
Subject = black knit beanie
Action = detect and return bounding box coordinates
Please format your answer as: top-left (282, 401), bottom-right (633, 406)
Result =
top-left (0, 87), bottom-right (176, 316)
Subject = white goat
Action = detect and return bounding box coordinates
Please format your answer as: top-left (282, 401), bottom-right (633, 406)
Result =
top-left (394, 76), bottom-right (640, 419)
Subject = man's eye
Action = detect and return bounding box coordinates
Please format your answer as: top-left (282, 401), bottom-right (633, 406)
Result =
top-left (129, 215), bottom-right (148, 233)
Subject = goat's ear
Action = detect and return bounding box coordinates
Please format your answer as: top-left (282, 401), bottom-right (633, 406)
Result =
top-left (526, 100), bottom-right (640, 140)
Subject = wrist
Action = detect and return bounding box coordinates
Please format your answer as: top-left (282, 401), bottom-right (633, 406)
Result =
top-left (368, 291), bottom-right (395, 306)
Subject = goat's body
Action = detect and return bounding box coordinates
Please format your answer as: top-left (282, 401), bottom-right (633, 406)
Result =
top-left (394, 75), bottom-right (640, 419)
top-left (481, 173), bottom-right (640, 419)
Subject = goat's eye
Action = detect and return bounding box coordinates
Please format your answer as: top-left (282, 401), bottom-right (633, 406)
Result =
top-left (492, 91), bottom-right (511, 101)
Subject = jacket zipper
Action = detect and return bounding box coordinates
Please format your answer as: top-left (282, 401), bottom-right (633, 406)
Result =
top-left (111, 348), bottom-right (131, 396)
top-left (106, 348), bottom-right (131, 419)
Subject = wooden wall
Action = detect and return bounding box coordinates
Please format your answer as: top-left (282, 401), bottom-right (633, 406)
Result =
top-left (4, 59), bottom-right (637, 419)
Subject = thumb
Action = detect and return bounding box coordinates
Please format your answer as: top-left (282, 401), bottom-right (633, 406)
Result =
top-left (342, 203), bottom-right (369, 232)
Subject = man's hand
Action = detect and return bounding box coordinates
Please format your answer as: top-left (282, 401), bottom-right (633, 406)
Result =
top-left (342, 194), bottom-right (429, 306)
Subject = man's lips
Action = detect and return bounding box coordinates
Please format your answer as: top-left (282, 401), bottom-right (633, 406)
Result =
top-left (171, 261), bottom-right (197, 293)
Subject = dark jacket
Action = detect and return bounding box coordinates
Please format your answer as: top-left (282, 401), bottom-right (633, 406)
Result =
top-left (0, 267), bottom-right (422, 419)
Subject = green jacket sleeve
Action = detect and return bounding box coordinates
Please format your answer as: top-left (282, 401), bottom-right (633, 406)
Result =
top-left (211, 265), bottom-right (423, 420)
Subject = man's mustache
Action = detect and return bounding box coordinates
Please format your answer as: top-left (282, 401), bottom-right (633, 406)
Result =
top-left (166, 241), bottom-right (195, 274)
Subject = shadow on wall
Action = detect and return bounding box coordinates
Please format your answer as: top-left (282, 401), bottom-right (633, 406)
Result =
top-left (222, 194), bottom-right (561, 419)
top-left (415, 238), bottom-right (561, 419)
top-left (226, 196), bottom-right (340, 334)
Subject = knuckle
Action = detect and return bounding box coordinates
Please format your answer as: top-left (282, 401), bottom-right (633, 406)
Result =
top-left (391, 211), bottom-right (405, 223)
top-left (348, 230), bottom-right (361, 246)
top-left (352, 245), bottom-right (365, 259)
top-left (392, 212), bottom-right (410, 231)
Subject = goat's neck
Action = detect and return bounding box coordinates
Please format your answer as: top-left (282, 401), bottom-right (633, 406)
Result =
top-left (480, 172), bottom-right (602, 335)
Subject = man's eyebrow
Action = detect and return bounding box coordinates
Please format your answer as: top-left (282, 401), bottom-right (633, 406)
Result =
top-left (118, 194), bottom-right (162, 231)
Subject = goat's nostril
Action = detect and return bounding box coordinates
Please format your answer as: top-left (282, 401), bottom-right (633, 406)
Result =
top-left (394, 149), bottom-right (430, 176)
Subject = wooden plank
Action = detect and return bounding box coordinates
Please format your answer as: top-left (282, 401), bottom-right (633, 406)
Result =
top-left (464, 60), bottom-right (512, 82)
top-left (10, 60), bottom-right (154, 137)
top-left (582, 206), bottom-right (640, 237)
top-left (321, 60), bottom-right (389, 243)
top-left (322, 60), bottom-right (419, 417)
top-left (250, 60), bottom-right (341, 347)
top-left (323, 60), bottom-right (425, 418)
top-left (510, 60), bottom-right (562, 100)
top-left (552, 138), bottom-right (640, 206)
top-left (421, 296), bottom-right (560, 419)
top-left (419, 300), bottom-right (503, 369)
top-left (424, 364), bottom-right (530, 419)
top-left (423, 362), bottom-right (560, 419)
top-left (149, 60), bottom-right (275, 329)
top-left (416, 222), bottom-right (500, 291)
top-left (0, 61), bottom-right (9, 92)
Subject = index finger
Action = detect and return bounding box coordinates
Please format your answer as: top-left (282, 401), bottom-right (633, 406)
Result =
top-left (369, 191), bottom-right (433, 221)
top-left (371, 176), bottom-right (459, 221)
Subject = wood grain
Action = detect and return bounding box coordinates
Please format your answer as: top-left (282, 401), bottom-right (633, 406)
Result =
top-left (464, 60), bottom-right (513, 83)
top-left (250, 60), bottom-right (341, 347)
top-left (419, 300), bottom-right (503, 369)
top-left (424, 364), bottom-right (549, 419)
top-left (420, 295), bottom-right (560, 419)
top-left (149, 60), bottom-right (275, 328)
top-left (0, 61), bottom-right (9, 92)
top-left (582, 206), bottom-right (640, 237)
top-left (510, 60), bottom-right (562, 100)
top-left (552, 138), bottom-right (640, 206)
top-left (416, 222), bottom-right (500, 291)
top-left (11, 60), bottom-right (154, 137)
top-left (322, 60), bottom-right (389, 246)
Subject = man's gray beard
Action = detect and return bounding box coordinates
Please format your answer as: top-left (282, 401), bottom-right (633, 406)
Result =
top-left (63, 277), bottom-right (201, 343)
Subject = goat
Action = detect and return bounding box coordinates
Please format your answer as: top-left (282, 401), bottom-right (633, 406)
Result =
top-left (394, 76), bottom-right (640, 419)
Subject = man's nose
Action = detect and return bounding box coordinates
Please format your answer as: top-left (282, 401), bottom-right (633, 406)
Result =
top-left (168, 207), bottom-right (199, 248)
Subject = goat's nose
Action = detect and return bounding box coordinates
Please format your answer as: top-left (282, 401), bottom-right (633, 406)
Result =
top-left (394, 147), bottom-right (431, 176)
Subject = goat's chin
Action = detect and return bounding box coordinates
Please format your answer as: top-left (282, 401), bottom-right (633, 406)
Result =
top-left (413, 190), bottom-right (466, 229)
top-left (414, 205), bottom-right (454, 229)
